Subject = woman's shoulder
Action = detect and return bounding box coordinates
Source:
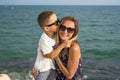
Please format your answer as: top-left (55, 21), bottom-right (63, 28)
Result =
top-left (71, 42), bottom-right (80, 47)
top-left (69, 42), bottom-right (80, 58)
top-left (70, 42), bottom-right (80, 51)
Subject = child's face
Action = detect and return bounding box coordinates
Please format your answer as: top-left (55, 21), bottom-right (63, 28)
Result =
top-left (47, 13), bottom-right (58, 32)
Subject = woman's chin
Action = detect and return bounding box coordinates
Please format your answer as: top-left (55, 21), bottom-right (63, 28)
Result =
top-left (61, 37), bottom-right (68, 41)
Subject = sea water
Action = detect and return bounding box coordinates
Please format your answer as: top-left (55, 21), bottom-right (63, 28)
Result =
top-left (0, 5), bottom-right (120, 80)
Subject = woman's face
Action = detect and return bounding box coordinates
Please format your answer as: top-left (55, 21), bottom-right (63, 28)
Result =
top-left (59, 20), bottom-right (75, 41)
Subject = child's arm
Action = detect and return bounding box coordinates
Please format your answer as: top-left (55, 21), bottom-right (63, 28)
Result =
top-left (42, 42), bottom-right (65, 59)
top-left (42, 36), bottom-right (77, 59)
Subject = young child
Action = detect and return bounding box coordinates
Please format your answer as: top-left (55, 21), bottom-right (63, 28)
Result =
top-left (32, 11), bottom-right (74, 80)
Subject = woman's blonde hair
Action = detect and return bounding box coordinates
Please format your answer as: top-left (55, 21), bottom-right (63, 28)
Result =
top-left (56, 16), bottom-right (79, 57)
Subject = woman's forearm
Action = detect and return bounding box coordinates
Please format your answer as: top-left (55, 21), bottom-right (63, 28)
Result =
top-left (55, 57), bottom-right (73, 79)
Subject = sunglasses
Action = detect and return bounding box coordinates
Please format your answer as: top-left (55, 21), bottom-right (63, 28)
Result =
top-left (59, 25), bottom-right (75, 33)
top-left (47, 19), bottom-right (60, 27)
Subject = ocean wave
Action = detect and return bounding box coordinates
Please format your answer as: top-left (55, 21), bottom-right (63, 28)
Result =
top-left (83, 49), bottom-right (120, 58)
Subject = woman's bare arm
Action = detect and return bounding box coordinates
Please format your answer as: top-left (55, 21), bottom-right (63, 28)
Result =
top-left (55, 43), bottom-right (81, 79)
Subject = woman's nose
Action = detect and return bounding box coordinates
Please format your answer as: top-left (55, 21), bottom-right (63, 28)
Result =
top-left (63, 29), bottom-right (68, 34)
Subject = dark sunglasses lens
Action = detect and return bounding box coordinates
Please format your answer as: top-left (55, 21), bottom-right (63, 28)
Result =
top-left (60, 25), bottom-right (75, 33)
top-left (67, 28), bottom-right (75, 33)
top-left (60, 25), bottom-right (66, 31)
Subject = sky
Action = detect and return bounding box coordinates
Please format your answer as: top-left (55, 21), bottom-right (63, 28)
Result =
top-left (0, 0), bottom-right (120, 5)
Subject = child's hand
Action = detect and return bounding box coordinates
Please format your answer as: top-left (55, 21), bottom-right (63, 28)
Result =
top-left (31, 68), bottom-right (38, 79)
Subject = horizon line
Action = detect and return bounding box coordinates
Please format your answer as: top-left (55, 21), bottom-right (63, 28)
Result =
top-left (0, 4), bottom-right (120, 6)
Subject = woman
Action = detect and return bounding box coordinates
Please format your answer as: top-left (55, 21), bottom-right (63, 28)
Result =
top-left (55, 16), bottom-right (85, 80)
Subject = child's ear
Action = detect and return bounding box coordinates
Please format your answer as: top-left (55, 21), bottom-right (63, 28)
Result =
top-left (43, 26), bottom-right (49, 31)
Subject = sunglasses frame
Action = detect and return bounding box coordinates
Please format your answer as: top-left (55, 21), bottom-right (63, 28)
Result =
top-left (47, 18), bottom-right (60, 27)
